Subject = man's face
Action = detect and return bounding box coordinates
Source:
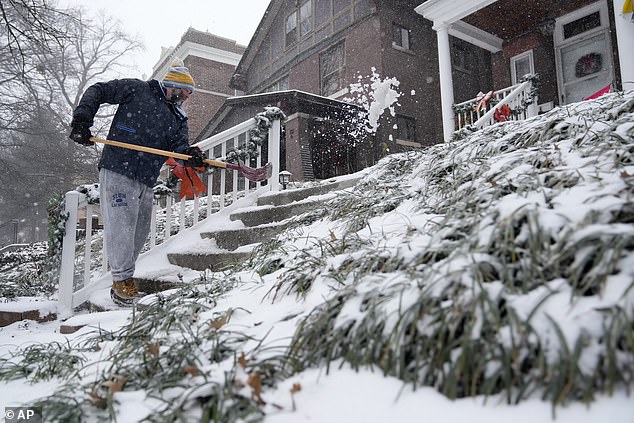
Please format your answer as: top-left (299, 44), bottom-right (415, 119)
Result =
top-left (166, 87), bottom-right (192, 105)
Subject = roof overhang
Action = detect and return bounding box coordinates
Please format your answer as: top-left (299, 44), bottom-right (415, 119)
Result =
top-left (415, 0), bottom-right (499, 27)
top-left (415, 0), bottom-right (502, 52)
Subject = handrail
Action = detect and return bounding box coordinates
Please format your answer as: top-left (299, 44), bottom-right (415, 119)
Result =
top-left (57, 116), bottom-right (282, 317)
top-left (453, 77), bottom-right (538, 132)
top-left (472, 80), bottom-right (531, 129)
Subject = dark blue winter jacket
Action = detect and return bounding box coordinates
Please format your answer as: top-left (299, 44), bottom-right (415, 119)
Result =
top-left (72, 78), bottom-right (190, 187)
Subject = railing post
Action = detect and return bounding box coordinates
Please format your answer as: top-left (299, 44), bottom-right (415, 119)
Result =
top-left (58, 190), bottom-right (79, 317)
top-left (180, 197), bottom-right (186, 232)
top-left (220, 143), bottom-right (226, 209)
top-left (268, 118), bottom-right (281, 191)
top-left (165, 195), bottom-right (172, 240)
top-left (207, 170), bottom-right (214, 217)
top-left (193, 195), bottom-right (199, 225)
top-left (527, 81), bottom-right (539, 118)
top-left (83, 204), bottom-right (92, 288)
top-left (150, 200), bottom-right (157, 248)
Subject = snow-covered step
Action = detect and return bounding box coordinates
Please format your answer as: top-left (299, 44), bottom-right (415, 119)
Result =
top-left (0, 298), bottom-right (57, 327)
top-left (167, 250), bottom-right (252, 271)
top-left (256, 175), bottom-right (362, 207)
top-left (59, 309), bottom-right (131, 334)
top-left (230, 196), bottom-right (332, 227)
top-left (199, 222), bottom-right (289, 251)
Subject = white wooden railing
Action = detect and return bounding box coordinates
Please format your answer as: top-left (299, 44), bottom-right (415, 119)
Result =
top-left (57, 117), bottom-right (282, 316)
top-left (454, 77), bottom-right (538, 131)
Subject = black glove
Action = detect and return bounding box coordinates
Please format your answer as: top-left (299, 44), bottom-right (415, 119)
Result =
top-left (183, 146), bottom-right (205, 167)
top-left (69, 120), bottom-right (93, 146)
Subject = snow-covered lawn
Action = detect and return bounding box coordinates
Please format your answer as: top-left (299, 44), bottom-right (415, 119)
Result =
top-left (1, 91), bottom-right (633, 422)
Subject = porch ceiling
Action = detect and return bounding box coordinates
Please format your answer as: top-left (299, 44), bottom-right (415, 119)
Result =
top-left (414, 0), bottom-right (499, 28)
top-left (464, 0), bottom-right (561, 40)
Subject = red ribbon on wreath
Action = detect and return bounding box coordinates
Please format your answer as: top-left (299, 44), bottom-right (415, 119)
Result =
top-left (166, 157), bottom-right (207, 199)
top-left (494, 104), bottom-right (511, 122)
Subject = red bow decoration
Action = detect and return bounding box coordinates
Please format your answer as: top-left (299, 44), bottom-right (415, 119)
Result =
top-left (494, 104), bottom-right (511, 122)
top-left (474, 90), bottom-right (494, 113)
top-left (166, 157), bottom-right (207, 199)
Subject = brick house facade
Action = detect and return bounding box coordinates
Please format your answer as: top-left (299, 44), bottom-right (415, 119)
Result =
top-left (463, 0), bottom-right (623, 108)
top-left (198, 0), bottom-right (488, 181)
top-left (151, 28), bottom-right (246, 141)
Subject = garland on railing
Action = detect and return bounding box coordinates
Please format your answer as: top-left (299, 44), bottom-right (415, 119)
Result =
top-left (153, 178), bottom-right (174, 199)
top-left (452, 73), bottom-right (540, 118)
top-left (75, 183), bottom-right (100, 205)
top-left (45, 193), bottom-right (67, 285)
top-left (514, 73), bottom-right (540, 116)
top-left (225, 106), bottom-right (286, 163)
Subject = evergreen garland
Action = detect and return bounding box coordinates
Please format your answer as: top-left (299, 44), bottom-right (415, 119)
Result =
top-left (225, 107), bottom-right (286, 163)
top-left (45, 193), bottom-right (67, 285)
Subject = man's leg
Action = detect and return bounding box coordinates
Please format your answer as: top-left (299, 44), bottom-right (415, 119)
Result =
top-left (132, 184), bottom-right (155, 264)
top-left (99, 168), bottom-right (147, 304)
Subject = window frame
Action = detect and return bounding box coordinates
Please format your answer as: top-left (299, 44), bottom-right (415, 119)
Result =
top-left (286, 10), bottom-right (298, 47)
top-left (320, 41), bottom-right (345, 97)
top-left (392, 23), bottom-right (411, 51)
top-left (510, 50), bottom-right (535, 85)
top-left (395, 114), bottom-right (417, 144)
top-left (299, 0), bottom-right (313, 37)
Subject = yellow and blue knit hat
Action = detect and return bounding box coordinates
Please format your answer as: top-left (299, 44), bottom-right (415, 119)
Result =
top-left (162, 60), bottom-right (195, 92)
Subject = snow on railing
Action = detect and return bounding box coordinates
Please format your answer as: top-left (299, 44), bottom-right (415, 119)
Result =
top-left (453, 76), bottom-right (538, 131)
top-left (57, 117), bottom-right (282, 316)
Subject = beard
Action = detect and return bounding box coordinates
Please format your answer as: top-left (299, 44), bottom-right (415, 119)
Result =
top-left (168, 89), bottom-right (185, 105)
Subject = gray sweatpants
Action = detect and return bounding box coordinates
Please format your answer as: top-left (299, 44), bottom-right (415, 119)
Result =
top-left (99, 168), bottom-right (154, 282)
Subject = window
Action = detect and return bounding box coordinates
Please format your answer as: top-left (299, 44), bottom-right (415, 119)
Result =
top-left (396, 115), bottom-right (416, 142)
top-left (320, 42), bottom-right (345, 97)
top-left (563, 11), bottom-right (601, 40)
top-left (300, 0), bottom-right (312, 37)
top-left (510, 50), bottom-right (535, 84)
top-left (392, 23), bottom-right (411, 50)
top-left (451, 39), bottom-right (474, 73)
top-left (286, 11), bottom-right (298, 46)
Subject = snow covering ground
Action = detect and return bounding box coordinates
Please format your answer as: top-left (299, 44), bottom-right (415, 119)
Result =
top-left (1, 91), bottom-right (634, 422)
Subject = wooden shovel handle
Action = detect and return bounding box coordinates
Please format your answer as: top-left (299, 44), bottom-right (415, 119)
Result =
top-left (89, 137), bottom-right (228, 169)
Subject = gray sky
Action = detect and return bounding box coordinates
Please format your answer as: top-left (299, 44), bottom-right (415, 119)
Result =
top-left (58, 0), bottom-right (270, 78)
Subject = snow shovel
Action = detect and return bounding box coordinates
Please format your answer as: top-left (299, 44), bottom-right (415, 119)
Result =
top-left (88, 137), bottom-right (272, 182)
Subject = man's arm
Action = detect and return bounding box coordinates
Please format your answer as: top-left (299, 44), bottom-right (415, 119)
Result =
top-left (69, 79), bottom-right (140, 146)
top-left (72, 79), bottom-right (140, 125)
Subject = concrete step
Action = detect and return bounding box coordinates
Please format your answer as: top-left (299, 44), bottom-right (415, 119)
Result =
top-left (230, 197), bottom-right (330, 227)
top-left (200, 223), bottom-right (289, 251)
top-left (167, 250), bottom-right (252, 271)
top-left (256, 175), bottom-right (362, 207)
top-left (0, 298), bottom-right (57, 327)
top-left (59, 309), bottom-right (132, 334)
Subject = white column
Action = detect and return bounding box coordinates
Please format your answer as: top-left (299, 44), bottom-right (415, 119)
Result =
top-left (268, 119), bottom-right (281, 191)
top-left (436, 23), bottom-right (456, 142)
top-left (613, 0), bottom-right (634, 91)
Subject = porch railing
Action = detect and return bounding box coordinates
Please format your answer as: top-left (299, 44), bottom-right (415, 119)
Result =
top-left (454, 76), bottom-right (538, 131)
top-left (57, 117), bottom-right (282, 317)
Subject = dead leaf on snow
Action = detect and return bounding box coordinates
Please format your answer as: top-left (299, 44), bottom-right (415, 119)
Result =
top-left (147, 341), bottom-right (160, 358)
top-left (89, 391), bottom-right (107, 409)
top-left (238, 352), bottom-right (247, 369)
top-left (183, 366), bottom-right (199, 377)
top-left (103, 374), bottom-right (127, 394)
top-left (248, 371), bottom-right (266, 405)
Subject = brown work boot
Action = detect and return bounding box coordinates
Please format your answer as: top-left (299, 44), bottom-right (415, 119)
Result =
top-left (110, 278), bottom-right (140, 306)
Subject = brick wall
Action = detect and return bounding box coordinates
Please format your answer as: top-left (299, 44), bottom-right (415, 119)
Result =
top-left (178, 47), bottom-right (240, 141)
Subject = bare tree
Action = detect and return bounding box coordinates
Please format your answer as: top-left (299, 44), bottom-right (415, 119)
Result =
top-left (0, 3), bottom-right (144, 244)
